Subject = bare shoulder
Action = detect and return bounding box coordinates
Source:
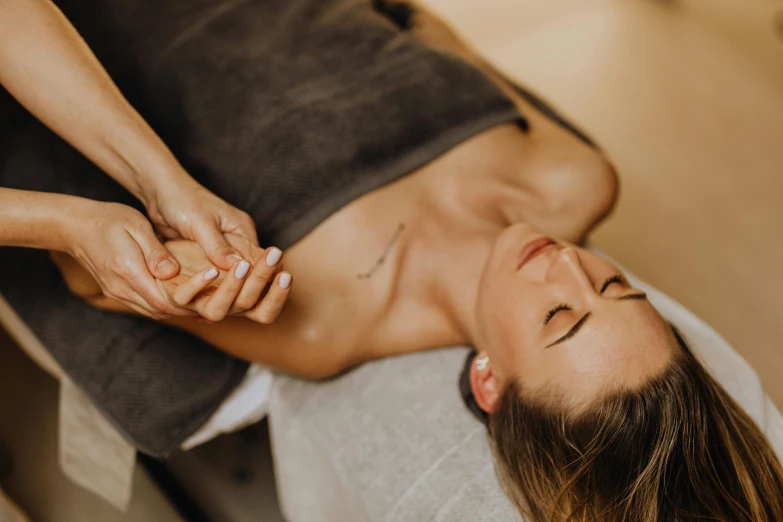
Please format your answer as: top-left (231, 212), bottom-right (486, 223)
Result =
top-left (529, 135), bottom-right (619, 243)
top-left (396, 0), bottom-right (618, 239)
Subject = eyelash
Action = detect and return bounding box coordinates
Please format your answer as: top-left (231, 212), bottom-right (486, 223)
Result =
top-left (544, 304), bottom-right (571, 325)
top-left (604, 275), bottom-right (626, 287)
top-left (543, 275), bottom-right (626, 325)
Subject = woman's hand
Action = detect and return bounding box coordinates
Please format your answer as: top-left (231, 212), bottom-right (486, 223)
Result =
top-left (155, 235), bottom-right (293, 324)
top-left (63, 200), bottom-right (197, 320)
top-left (144, 175), bottom-right (259, 272)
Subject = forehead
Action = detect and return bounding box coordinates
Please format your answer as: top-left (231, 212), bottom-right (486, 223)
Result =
top-left (511, 300), bottom-right (676, 394)
top-left (566, 303), bottom-right (674, 384)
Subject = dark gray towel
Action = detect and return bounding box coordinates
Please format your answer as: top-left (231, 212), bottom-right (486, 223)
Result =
top-left (0, 0), bottom-right (592, 456)
top-left (0, 0), bottom-right (522, 456)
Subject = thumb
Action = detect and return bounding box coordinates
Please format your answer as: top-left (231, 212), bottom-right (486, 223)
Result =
top-left (130, 223), bottom-right (181, 280)
top-left (193, 223), bottom-right (243, 271)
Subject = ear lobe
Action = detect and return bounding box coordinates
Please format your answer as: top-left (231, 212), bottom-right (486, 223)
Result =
top-left (470, 351), bottom-right (501, 414)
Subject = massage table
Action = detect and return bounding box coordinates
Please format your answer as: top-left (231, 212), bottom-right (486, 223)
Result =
top-left (2, 252), bottom-right (781, 521)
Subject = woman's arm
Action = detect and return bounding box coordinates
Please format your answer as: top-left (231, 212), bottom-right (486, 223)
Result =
top-left (0, 187), bottom-right (203, 318)
top-left (0, 0), bottom-right (259, 272)
top-left (0, 187), bottom-right (80, 250)
top-left (0, 0), bottom-right (178, 205)
top-left (51, 237), bottom-right (347, 380)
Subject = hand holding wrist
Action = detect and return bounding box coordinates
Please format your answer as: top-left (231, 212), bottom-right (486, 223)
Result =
top-left (57, 199), bottom-right (200, 319)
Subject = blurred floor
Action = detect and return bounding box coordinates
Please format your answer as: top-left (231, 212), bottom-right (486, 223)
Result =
top-left (0, 327), bottom-right (183, 522)
top-left (424, 0), bottom-right (783, 408)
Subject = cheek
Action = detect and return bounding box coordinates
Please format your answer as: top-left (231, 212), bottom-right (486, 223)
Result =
top-left (478, 291), bottom-right (542, 371)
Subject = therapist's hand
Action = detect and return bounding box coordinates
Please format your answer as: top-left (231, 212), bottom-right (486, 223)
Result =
top-left (144, 175), bottom-right (258, 272)
top-left (64, 200), bottom-right (198, 320)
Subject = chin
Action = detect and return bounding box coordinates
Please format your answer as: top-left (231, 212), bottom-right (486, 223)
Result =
top-left (488, 223), bottom-right (541, 273)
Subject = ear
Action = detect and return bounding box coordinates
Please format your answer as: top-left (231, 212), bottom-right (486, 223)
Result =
top-left (469, 350), bottom-right (501, 414)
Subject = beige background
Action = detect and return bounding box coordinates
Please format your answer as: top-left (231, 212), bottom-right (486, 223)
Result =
top-left (425, 0), bottom-right (783, 407)
top-left (1, 0), bottom-right (781, 519)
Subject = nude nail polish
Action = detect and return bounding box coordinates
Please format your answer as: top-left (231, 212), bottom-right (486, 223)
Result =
top-left (266, 248), bottom-right (282, 267)
top-left (279, 272), bottom-right (292, 289)
top-left (204, 268), bottom-right (219, 281)
top-left (235, 261), bottom-right (251, 279)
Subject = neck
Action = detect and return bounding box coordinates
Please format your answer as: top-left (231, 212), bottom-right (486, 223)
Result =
top-left (395, 162), bottom-right (537, 349)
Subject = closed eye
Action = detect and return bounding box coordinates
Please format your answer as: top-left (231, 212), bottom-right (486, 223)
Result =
top-left (544, 303), bottom-right (572, 325)
top-left (600, 275), bottom-right (626, 294)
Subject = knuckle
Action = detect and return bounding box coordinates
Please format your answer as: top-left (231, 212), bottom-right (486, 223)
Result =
top-left (253, 310), bottom-right (279, 325)
top-left (114, 262), bottom-right (135, 280)
top-left (104, 283), bottom-right (124, 300)
top-left (152, 301), bottom-right (172, 314)
top-left (202, 308), bottom-right (225, 323)
top-left (147, 294), bottom-right (173, 313)
top-left (232, 298), bottom-right (254, 311)
top-left (171, 292), bottom-right (190, 307)
top-left (251, 265), bottom-right (275, 282)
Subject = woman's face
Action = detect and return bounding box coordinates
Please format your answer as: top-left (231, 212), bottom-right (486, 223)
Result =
top-left (474, 223), bottom-right (677, 410)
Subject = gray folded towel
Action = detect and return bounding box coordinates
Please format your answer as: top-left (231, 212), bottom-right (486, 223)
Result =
top-left (0, 0), bottom-right (524, 456)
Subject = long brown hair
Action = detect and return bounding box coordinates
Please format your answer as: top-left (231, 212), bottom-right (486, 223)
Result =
top-left (489, 331), bottom-right (783, 521)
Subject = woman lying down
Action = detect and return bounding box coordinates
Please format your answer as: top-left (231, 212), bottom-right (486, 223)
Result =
top-left (52, 0), bottom-right (782, 520)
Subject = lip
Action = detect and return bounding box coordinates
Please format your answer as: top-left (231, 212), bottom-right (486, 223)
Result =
top-left (517, 237), bottom-right (556, 270)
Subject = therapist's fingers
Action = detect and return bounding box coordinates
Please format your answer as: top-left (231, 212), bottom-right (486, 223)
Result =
top-left (244, 272), bottom-right (292, 325)
top-left (232, 247), bottom-right (283, 311)
top-left (224, 211), bottom-right (260, 248)
top-left (192, 221), bottom-right (246, 272)
top-left (200, 259), bottom-right (252, 322)
top-left (120, 269), bottom-right (195, 319)
top-left (170, 267), bottom-right (221, 306)
top-left (123, 298), bottom-right (166, 321)
top-left (128, 219), bottom-right (181, 280)
top-left (118, 228), bottom-right (197, 318)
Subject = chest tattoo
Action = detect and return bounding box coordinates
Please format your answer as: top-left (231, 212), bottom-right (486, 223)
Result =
top-left (357, 223), bottom-right (405, 280)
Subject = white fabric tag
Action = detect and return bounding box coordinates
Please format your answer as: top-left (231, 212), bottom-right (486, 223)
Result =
top-left (59, 379), bottom-right (136, 512)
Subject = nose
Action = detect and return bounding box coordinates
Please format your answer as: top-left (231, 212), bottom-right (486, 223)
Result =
top-left (547, 247), bottom-right (597, 296)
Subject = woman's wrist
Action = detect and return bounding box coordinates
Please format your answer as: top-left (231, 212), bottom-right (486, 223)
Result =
top-left (0, 188), bottom-right (94, 251)
top-left (101, 123), bottom-right (191, 208)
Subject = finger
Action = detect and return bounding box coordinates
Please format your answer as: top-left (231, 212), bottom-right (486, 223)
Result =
top-left (155, 224), bottom-right (181, 240)
top-left (193, 222), bottom-right (245, 271)
top-left (232, 213), bottom-right (260, 247)
top-left (118, 235), bottom-right (198, 318)
top-left (201, 260), bottom-right (252, 322)
top-left (245, 271), bottom-right (292, 324)
top-left (125, 274), bottom-right (197, 318)
top-left (129, 221), bottom-right (181, 280)
top-left (232, 247), bottom-right (283, 311)
top-left (170, 266), bottom-right (221, 306)
top-left (123, 299), bottom-right (165, 321)
top-left (103, 284), bottom-right (165, 320)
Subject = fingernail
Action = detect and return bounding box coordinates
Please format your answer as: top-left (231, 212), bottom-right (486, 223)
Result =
top-left (279, 272), bottom-right (292, 289)
top-left (226, 253), bottom-right (243, 264)
top-left (203, 268), bottom-right (219, 281)
top-left (158, 259), bottom-right (177, 275)
top-left (235, 261), bottom-right (251, 279)
top-left (266, 247), bottom-right (282, 267)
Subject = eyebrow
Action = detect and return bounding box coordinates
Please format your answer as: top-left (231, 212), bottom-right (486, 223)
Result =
top-left (618, 292), bottom-right (647, 301)
top-left (546, 312), bottom-right (591, 348)
top-left (544, 292), bottom-right (648, 348)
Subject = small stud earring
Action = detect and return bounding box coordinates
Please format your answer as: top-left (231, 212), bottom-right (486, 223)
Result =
top-left (476, 356), bottom-right (489, 371)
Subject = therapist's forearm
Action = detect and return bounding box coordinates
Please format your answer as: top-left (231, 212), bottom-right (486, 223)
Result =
top-left (0, 187), bottom-right (85, 251)
top-left (0, 0), bottom-right (184, 206)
